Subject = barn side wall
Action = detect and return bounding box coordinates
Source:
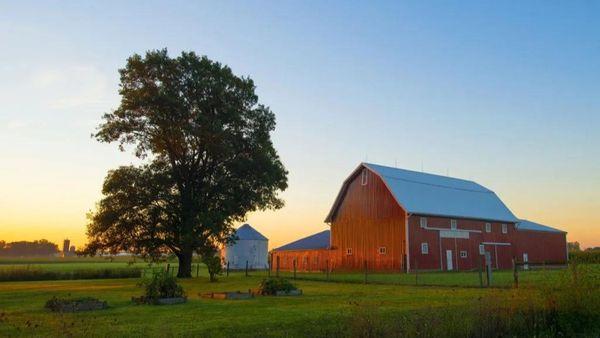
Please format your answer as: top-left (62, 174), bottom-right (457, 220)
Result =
top-left (330, 168), bottom-right (406, 271)
top-left (408, 215), bottom-right (517, 271)
top-left (270, 249), bottom-right (331, 271)
top-left (514, 230), bottom-right (567, 264)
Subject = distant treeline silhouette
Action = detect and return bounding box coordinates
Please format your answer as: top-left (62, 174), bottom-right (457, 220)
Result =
top-left (0, 240), bottom-right (59, 257)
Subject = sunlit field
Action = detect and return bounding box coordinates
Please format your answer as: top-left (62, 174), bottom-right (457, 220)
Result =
top-left (0, 259), bottom-right (598, 337)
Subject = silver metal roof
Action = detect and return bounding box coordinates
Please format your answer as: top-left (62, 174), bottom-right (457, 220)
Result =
top-left (517, 219), bottom-right (566, 233)
top-left (274, 230), bottom-right (330, 251)
top-left (233, 224), bottom-right (268, 241)
top-left (326, 163), bottom-right (519, 223)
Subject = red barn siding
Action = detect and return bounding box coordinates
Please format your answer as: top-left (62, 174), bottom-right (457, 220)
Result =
top-left (408, 215), bottom-right (517, 271)
top-left (270, 249), bottom-right (330, 271)
top-left (514, 230), bottom-right (567, 264)
top-left (330, 168), bottom-right (406, 271)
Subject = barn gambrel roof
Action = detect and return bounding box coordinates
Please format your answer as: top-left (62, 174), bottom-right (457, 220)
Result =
top-left (274, 230), bottom-right (330, 251)
top-left (234, 224), bottom-right (268, 241)
top-left (325, 163), bottom-right (519, 223)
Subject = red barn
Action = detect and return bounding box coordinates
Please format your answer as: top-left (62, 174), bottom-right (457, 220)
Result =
top-left (272, 163), bottom-right (567, 272)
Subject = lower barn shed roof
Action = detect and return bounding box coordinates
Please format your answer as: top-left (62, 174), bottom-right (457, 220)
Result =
top-left (274, 230), bottom-right (330, 251)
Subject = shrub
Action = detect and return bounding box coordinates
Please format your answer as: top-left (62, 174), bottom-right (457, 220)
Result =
top-left (202, 255), bottom-right (222, 282)
top-left (138, 271), bottom-right (185, 303)
top-left (257, 277), bottom-right (297, 295)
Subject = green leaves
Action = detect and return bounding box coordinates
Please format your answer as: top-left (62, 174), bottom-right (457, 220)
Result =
top-left (86, 49), bottom-right (287, 277)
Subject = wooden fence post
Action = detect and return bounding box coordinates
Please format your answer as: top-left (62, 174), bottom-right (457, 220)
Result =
top-left (196, 264), bottom-right (200, 278)
top-left (293, 259), bottom-right (297, 280)
top-left (363, 260), bottom-right (368, 284)
top-left (226, 261), bottom-right (230, 277)
top-left (415, 258), bottom-right (419, 285)
top-left (166, 263), bottom-right (170, 275)
top-left (245, 261), bottom-right (249, 277)
top-left (478, 256), bottom-right (483, 288)
top-left (513, 258), bottom-right (518, 289)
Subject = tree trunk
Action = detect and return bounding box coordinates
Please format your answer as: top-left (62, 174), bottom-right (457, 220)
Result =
top-left (177, 249), bottom-right (193, 278)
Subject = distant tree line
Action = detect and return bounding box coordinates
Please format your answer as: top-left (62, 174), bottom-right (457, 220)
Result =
top-left (0, 240), bottom-right (59, 257)
top-left (568, 241), bottom-right (600, 252)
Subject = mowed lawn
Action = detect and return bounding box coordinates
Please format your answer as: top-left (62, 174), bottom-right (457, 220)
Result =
top-left (1, 262), bottom-right (597, 337)
top-left (1, 274), bottom-right (494, 337)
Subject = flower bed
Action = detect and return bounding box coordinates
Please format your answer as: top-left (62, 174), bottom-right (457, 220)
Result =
top-left (45, 297), bottom-right (107, 312)
top-left (200, 291), bottom-right (254, 300)
top-left (131, 296), bottom-right (187, 305)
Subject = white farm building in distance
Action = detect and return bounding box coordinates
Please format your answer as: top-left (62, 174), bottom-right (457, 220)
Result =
top-left (220, 224), bottom-right (269, 270)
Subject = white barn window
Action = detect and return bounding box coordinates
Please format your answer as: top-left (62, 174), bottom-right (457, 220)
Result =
top-left (502, 224), bottom-right (508, 234)
top-left (420, 217), bottom-right (428, 228)
top-left (378, 247), bottom-right (386, 254)
top-left (485, 223), bottom-right (491, 233)
top-left (460, 250), bottom-right (467, 258)
top-left (361, 170), bottom-right (368, 186)
top-left (451, 219), bottom-right (457, 230)
top-left (346, 248), bottom-right (353, 255)
top-left (421, 243), bottom-right (429, 254)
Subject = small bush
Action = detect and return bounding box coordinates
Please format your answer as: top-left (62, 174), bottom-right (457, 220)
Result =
top-left (258, 278), bottom-right (297, 295)
top-left (202, 255), bottom-right (222, 282)
top-left (138, 271), bottom-right (185, 303)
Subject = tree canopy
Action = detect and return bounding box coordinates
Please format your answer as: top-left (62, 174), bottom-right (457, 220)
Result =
top-left (85, 49), bottom-right (288, 276)
top-left (0, 240), bottom-right (59, 257)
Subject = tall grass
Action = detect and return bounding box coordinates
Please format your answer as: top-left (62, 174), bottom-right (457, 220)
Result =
top-left (330, 263), bottom-right (600, 337)
top-left (569, 250), bottom-right (600, 264)
top-left (0, 267), bottom-right (142, 282)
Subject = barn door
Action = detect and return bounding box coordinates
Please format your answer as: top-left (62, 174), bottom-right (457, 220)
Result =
top-left (446, 250), bottom-right (453, 271)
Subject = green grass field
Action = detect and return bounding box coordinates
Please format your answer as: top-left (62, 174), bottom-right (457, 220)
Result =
top-left (0, 274), bottom-right (496, 337)
top-left (0, 259), bottom-right (598, 337)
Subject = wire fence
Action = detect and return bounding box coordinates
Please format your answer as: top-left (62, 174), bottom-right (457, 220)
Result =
top-left (214, 258), bottom-right (573, 289)
top-left (143, 258), bottom-right (579, 290)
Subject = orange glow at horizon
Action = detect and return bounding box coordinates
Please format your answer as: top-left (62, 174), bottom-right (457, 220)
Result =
top-left (1, 185), bottom-right (599, 251)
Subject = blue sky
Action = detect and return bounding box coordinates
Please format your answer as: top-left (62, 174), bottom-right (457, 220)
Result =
top-left (0, 1), bottom-right (598, 248)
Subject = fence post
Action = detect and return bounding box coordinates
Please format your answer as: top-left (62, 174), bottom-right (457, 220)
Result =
top-left (478, 256), bottom-right (483, 288)
top-left (276, 256), bottom-right (280, 277)
top-left (293, 259), bottom-right (297, 280)
top-left (513, 258), bottom-right (518, 288)
top-left (245, 261), bottom-right (249, 277)
top-left (226, 261), bottom-right (230, 277)
top-left (363, 260), bottom-right (368, 284)
top-left (166, 263), bottom-right (170, 275)
top-left (196, 264), bottom-right (200, 278)
top-left (415, 258), bottom-right (419, 286)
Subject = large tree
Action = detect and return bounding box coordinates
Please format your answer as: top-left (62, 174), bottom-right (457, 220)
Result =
top-left (85, 49), bottom-right (287, 277)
